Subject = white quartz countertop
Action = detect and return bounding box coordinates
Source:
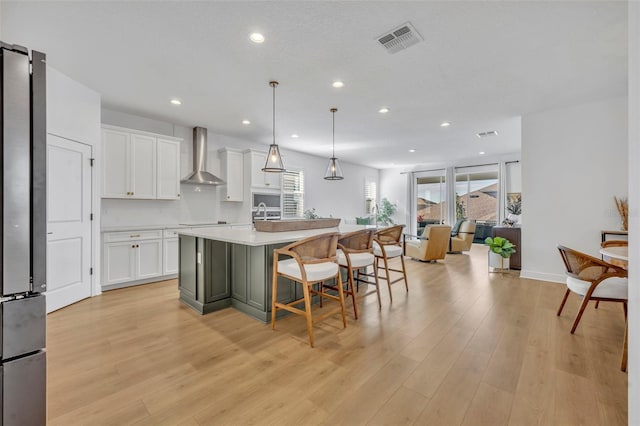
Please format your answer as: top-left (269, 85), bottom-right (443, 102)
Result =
top-left (101, 223), bottom-right (251, 233)
top-left (179, 224), bottom-right (368, 246)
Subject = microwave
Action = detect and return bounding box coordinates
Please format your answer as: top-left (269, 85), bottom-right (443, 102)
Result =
top-left (252, 192), bottom-right (281, 210)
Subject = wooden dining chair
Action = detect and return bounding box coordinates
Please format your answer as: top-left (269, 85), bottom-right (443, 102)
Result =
top-left (556, 245), bottom-right (628, 334)
top-left (321, 228), bottom-right (380, 319)
top-left (271, 232), bottom-right (346, 347)
top-left (372, 225), bottom-right (408, 302)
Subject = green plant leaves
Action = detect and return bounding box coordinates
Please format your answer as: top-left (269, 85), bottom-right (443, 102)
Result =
top-left (484, 236), bottom-right (516, 258)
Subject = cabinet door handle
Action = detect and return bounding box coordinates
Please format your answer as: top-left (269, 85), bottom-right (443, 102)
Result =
top-left (131, 244), bottom-right (135, 248)
top-left (130, 234), bottom-right (140, 238)
top-left (136, 244), bottom-right (139, 248)
top-left (177, 194), bottom-right (181, 197)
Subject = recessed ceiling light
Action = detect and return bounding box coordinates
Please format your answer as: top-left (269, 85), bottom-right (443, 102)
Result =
top-left (242, 119), bottom-right (251, 125)
top-left (170, 99), bottom-right (182, 105)
top-left (408, 149), bottom-right (416, 153)
top-left (332, 81), bottom-right (344, 88)
top-left (440, 121), bottom-right (451, 127)
top-left (249, 33), bottom-right (265, 43)
top-left (378, 107), bottom-right (390, 114)
top-left (479, 151), bottom-right (486, 155)
top-left (291, 134), bottom-right (299, 138)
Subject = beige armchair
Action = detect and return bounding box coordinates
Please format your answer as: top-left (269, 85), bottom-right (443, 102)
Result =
top-left (448, 220), bottom-right (476, 253)
top-left (404, 225), bottom-right (452, 262)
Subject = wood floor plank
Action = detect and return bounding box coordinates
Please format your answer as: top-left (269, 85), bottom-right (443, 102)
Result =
top-left (413, 349), bottom-right (492, 425)
top-left (462, 382), bottom-right (514, 426)
top-left (44, 245), bottom-right (627, 425)
top-left (366, 386), bottom-right (428, 425)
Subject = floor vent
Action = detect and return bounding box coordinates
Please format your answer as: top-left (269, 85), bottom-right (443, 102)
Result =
top-left (477, 130), bottom-right (499, 138)
top-left (377, 22), bottom-right (423, 54)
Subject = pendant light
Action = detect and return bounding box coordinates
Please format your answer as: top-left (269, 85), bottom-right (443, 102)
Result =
top-left (262, 81), bottom-right (285, 172)
top-left (324, 107), bottom-right (344, 180)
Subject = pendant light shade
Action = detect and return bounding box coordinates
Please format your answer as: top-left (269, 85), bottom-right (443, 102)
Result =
top-left (262, 81), bottom-right (285, 173)
top-left (324, 107), bottom-right (344, 180)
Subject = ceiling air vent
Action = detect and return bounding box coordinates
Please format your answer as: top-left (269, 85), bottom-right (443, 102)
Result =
top-left (477, 130), bottom-right (499, 138)
top-left (377, 22), bottom-right (423, 54)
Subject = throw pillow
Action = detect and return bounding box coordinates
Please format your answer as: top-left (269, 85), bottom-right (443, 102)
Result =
top-left (450, 219), bottom-right (464, 237)
top-left (356, 217), bottom-right (371, 225)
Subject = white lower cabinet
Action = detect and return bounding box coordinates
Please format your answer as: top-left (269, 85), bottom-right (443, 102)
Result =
top-left (102, 229), bottom-right (166, 289)
top-left (135, 239), bottom-right (163, 279)
top-left (163, 237), bottom-right (179, 275)
top-left (103, 241), bottom-right (136, 285)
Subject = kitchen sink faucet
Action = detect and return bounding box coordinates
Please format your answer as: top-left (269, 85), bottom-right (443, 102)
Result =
top-left (256, 202), bottom-right (268, 220)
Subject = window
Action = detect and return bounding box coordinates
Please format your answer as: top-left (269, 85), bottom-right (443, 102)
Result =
top-left (455, 164), bottom-right (499, 243)
top-left (364, 180), bottom-right (377, 214)
top-left (282, 170), bottom-right (304, 218)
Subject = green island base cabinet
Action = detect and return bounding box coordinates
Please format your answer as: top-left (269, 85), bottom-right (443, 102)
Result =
top-left (179, 235), bottom-right (321, 322)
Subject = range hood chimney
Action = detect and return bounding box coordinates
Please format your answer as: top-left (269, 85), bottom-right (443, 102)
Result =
top-left (181, 127), bottom-right (225, 185)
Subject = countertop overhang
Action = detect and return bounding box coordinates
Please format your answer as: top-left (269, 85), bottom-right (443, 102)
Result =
top-left (179, 224), bottom-right (368, 246)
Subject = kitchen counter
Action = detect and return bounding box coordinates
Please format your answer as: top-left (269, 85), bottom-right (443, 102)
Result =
top-left (101, 223), bottom-right (250, 233)
top-left (178, 224), bottom-right (366, 320)
top-left (179, 224), bottom-right (364, 246)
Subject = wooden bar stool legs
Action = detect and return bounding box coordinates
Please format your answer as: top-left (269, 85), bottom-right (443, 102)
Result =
top-left (270, 232), bottom-right (346, 348)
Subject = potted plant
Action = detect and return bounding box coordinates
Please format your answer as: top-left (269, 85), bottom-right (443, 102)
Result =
top-left (376, 198), bottom-right (398, 226)
top-left (484, 236), bottom-right (516, 269)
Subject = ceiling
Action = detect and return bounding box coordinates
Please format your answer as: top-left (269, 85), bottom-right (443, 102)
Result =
top-left (1, 1), bottom-right (628, 170)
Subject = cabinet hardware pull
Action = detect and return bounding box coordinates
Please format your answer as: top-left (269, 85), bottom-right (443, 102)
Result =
top-left (131, 244), bottom-right (135, 248)
top-left (130, 234), bottom-right (140, 238)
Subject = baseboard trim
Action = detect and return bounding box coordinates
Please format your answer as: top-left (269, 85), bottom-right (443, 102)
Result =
top-left (519, 270), bottom-right (565, 284)
top-left (102, 274), bottom-right (178, 291)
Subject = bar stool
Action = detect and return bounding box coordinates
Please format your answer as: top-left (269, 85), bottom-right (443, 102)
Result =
top-left (373, 225), bottom-right (408, 302)
top-left (271, 232), bottom-right (346, 348)
top-left (321, 228), bottom-right (380, 319)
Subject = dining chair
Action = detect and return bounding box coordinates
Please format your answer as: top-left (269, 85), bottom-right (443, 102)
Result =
top-left (321, 228), bottom-right (380, 319)
top-left (556, 245), bottom-right (628, 334)
top-left (271, 232), bottom-right (346, 348)
top-left (372, 225), bottom-right (408, 302)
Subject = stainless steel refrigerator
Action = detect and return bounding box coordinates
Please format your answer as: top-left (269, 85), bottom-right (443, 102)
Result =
top-left (0, 42), bottom-right (47, 425)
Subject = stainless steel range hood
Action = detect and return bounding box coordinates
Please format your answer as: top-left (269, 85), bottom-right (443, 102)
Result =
top-left (181, 127), bottom-right (225, 185)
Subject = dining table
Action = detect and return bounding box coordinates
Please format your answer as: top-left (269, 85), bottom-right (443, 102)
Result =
top-left (599, 245), bottom-right (629, 372)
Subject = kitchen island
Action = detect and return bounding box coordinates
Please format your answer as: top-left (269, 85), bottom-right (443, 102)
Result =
top-left (178, 224), bottom-right (364, 322)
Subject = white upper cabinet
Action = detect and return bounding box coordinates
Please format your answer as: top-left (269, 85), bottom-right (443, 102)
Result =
top-left (219, 148), bottom-right (244, 202)
top-left (157, 138), bottom-right (181, 200)
top-left (245, 150), bottom-right (281, 190)
top-left (102, 129), bottom-right (130, 198)
top-left (130, 133), bottom-right (157, 199)
top-left (101, 126), bottom-right (181, 200)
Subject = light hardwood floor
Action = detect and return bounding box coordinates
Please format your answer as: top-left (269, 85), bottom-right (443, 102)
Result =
top-left (47, 244), bottom-right (627, 425)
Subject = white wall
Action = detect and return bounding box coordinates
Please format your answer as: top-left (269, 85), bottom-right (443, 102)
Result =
top-left (47, 66), bottom-right (102, 295)
top-left (100, 108), bottom-right (380, 227)
top-left (628, 1), bottom-right (639, 422)
top-left (380, 169), bottom-right (410, 226)
top-left (520, 96), bottom-right (628, 282)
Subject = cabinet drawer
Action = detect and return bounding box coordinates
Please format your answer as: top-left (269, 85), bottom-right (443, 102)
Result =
top-left (104, 229), bottom-right (163, 242)
top-left (163, 228), bottom-right (190, 238)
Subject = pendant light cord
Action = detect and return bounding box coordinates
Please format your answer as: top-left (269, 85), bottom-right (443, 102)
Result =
top-left (271, 82), bottom-right (277, 145)
top-left (330, 107), bottom-right (337, 158)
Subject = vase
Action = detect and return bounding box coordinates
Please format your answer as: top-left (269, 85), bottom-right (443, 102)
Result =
top-left (488, 251), bottom-right (510, 270)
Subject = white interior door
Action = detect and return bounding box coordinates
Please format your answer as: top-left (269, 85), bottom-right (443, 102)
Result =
top-left (46, 134), bottom-right (92, 313)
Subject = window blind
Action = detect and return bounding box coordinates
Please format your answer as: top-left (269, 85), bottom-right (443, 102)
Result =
top-left (364, 181), bottom-right (377, 213)
top-left (282, 170), bottom-right (304, 218)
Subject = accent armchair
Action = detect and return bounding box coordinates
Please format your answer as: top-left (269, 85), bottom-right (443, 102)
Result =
top-left (448, 220), bottom-right (476, 253)
top-left (404, 225), bottom-right (452, 262)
